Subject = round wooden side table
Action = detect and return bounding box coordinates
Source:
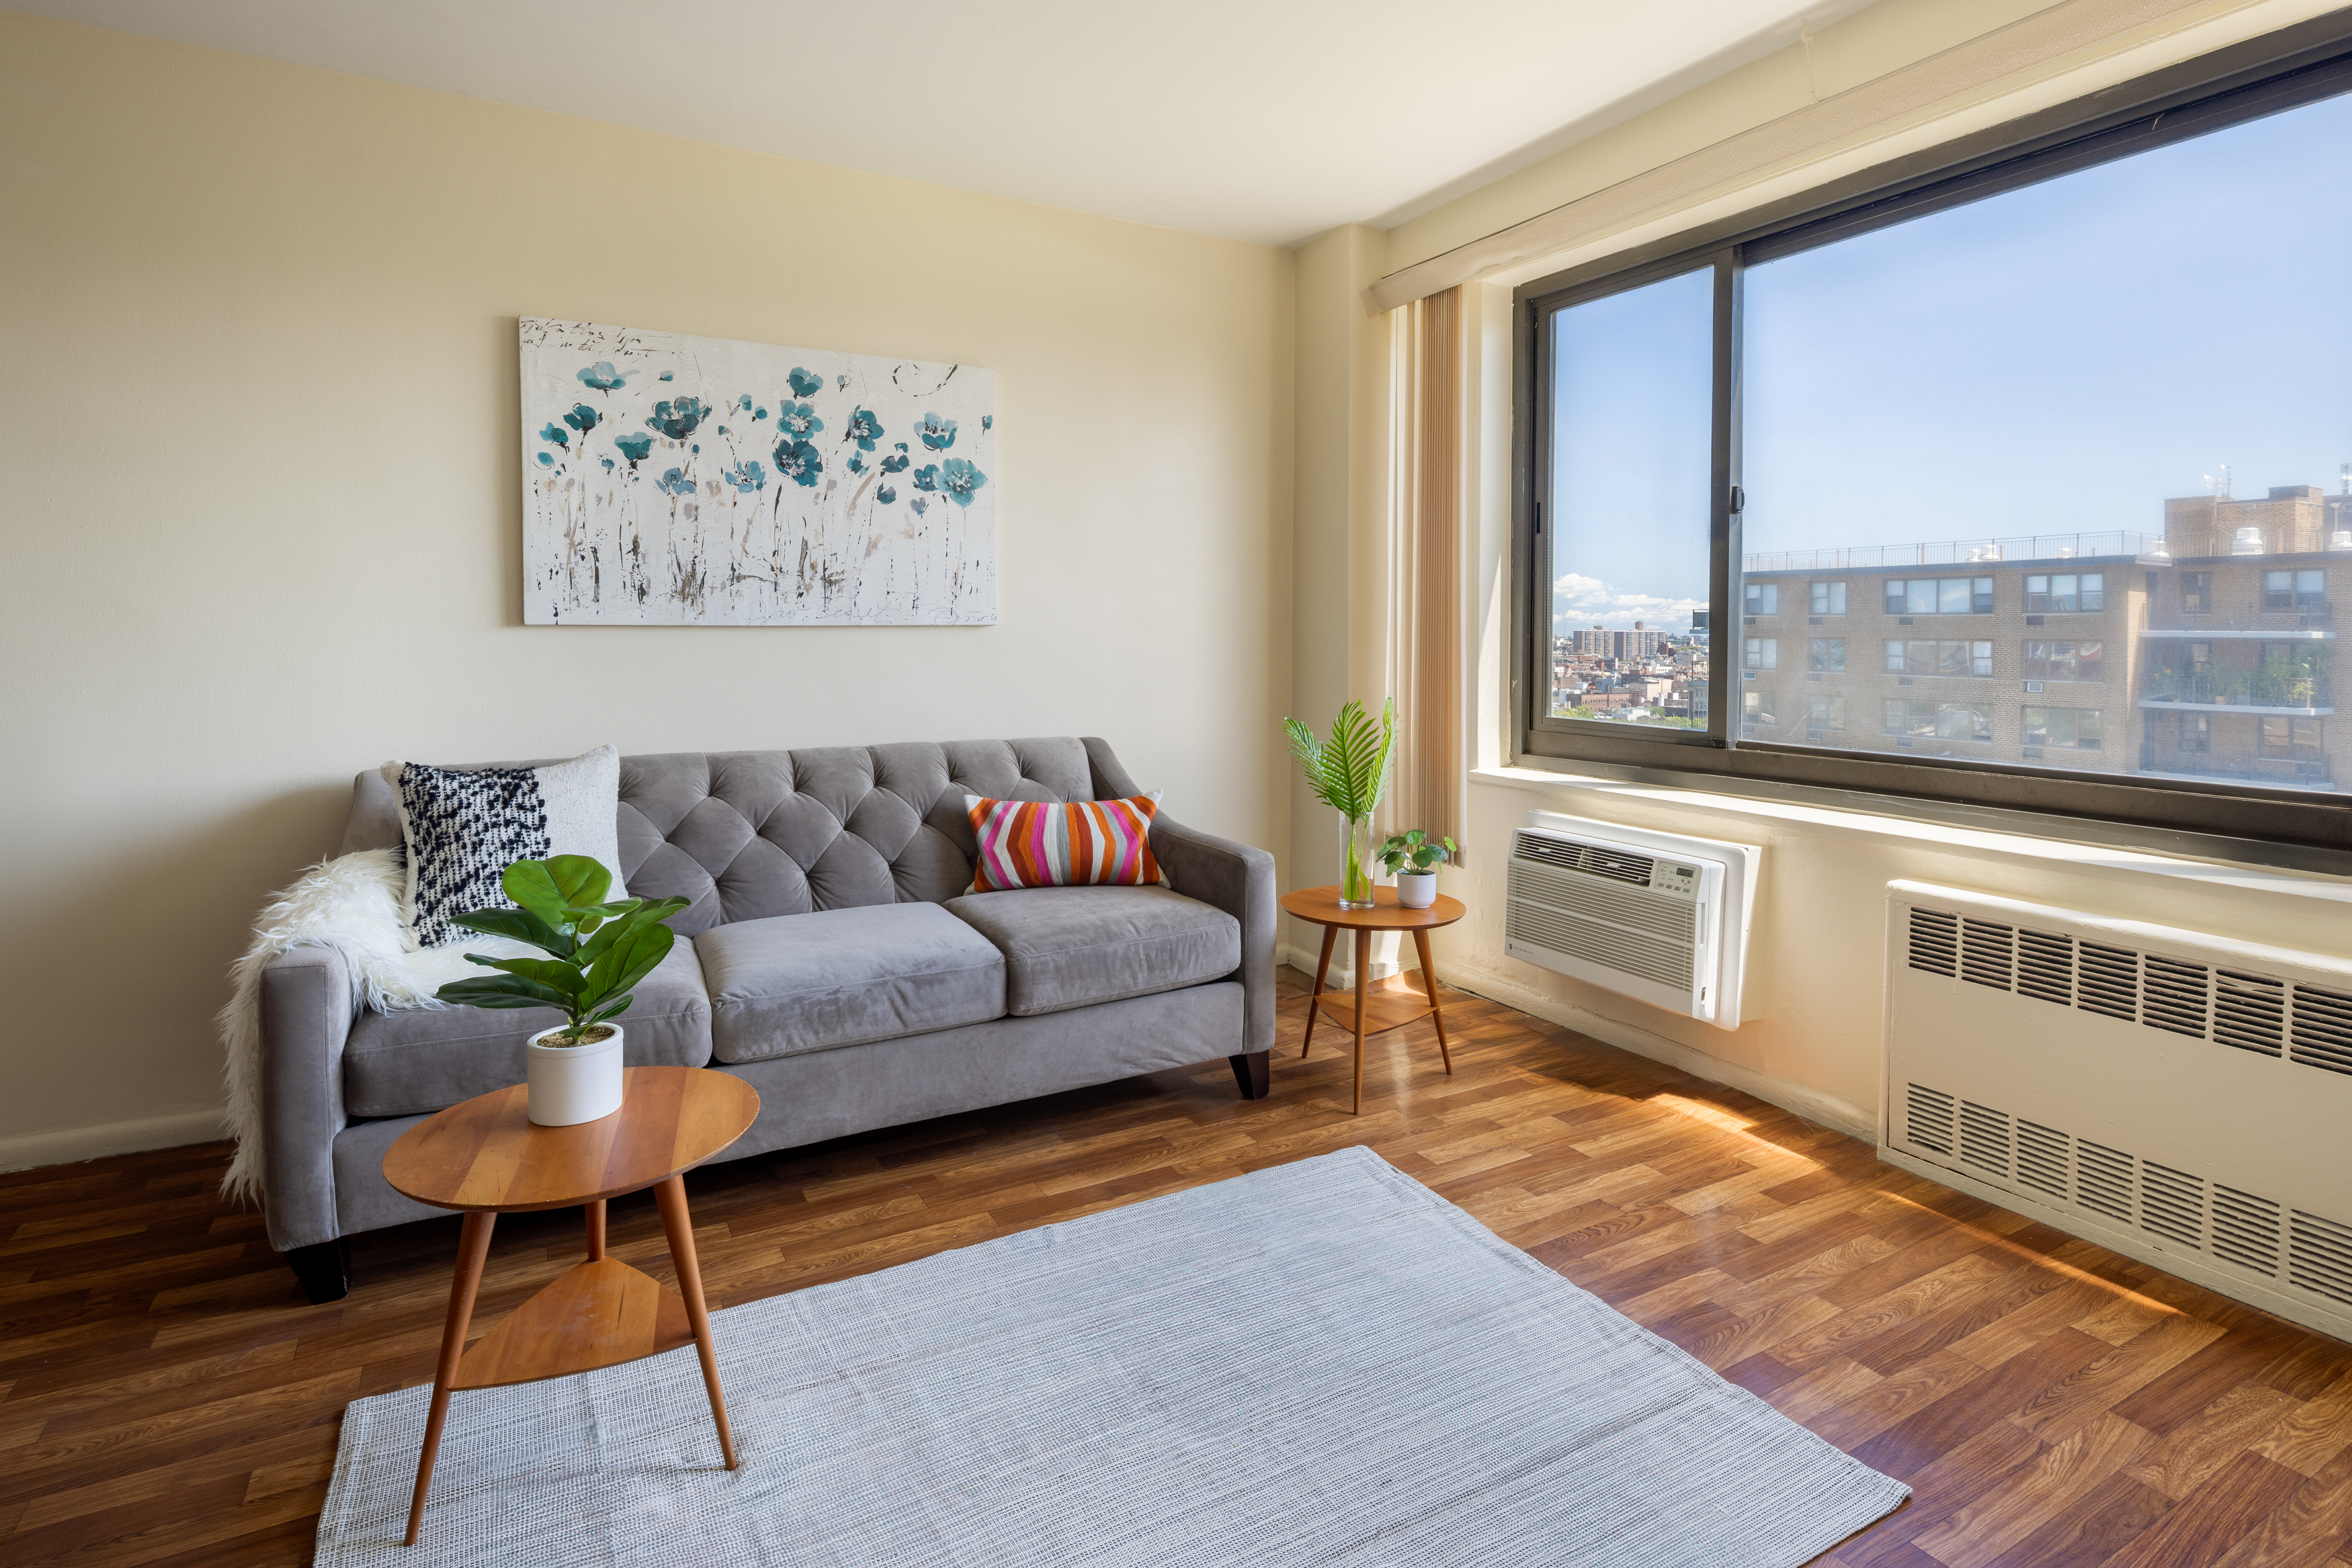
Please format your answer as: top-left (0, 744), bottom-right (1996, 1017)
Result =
top-left (1279, 885), bottom-right (1468, 1116)
top-left (381, 1065), bottom-right (759, 1546)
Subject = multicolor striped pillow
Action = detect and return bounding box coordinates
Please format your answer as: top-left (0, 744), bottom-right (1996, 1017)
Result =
top-left (965, 793), bottom-right (1163, 894)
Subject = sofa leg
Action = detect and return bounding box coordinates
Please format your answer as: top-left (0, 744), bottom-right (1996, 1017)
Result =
top-left (1229, 1050), bottom-right (1271, 1100)
top-left (284, 1237), bottom-right (351, 1304)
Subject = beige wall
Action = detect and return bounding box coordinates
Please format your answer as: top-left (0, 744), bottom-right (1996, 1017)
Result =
top-left (0, 11), bottom-right (1294, 1164)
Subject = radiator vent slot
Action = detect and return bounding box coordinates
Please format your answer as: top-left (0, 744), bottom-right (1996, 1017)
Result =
top-left (1907, 908), bottom-right (1958, 977)
top-left (2213, 971), bottom-right (2285, 1058)
top-left (1961, 920), bottom-right (2015, 991)
top-left (2142, 957), bottom-right (2211, 1039)
top-left (1904, 1083), bottom-right (1954, 1157)
top-left (2078, 943), bottom-right (2140, 1022)
top-left (2017, 1120), bottom-right (2070, 1199)
top-left (2213, 1186), bottom-right (2281, 1276)
top-left (2140, 1162), bottom-right (2206, 1247)
top-left (2016, 929), bottom-right (2073, 1006)
top-left (1511, 831), bottom-right (1653, 886)
top-left (2075, 1140), bottom-right (2134, 1222)
top-left (2293, 985), bottom-right (2352, 1077)
top-left (1959, 1100), bottom-right (2011, 1178)
top-left (2290, 1211), bottom-right (2352, 1305)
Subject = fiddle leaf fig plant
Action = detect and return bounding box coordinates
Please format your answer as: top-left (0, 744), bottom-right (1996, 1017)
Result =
top-left (1378, 830), bottom-right (1458, 877)
top-left (433, 855), bottom-right (691, 1045)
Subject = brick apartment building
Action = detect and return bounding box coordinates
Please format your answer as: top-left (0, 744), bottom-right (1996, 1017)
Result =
top-left (1735, 484), bottom-right (2350, 791)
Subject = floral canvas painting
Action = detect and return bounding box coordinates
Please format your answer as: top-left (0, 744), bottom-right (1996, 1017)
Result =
top-left (519, 318), bottom-right (995, 625)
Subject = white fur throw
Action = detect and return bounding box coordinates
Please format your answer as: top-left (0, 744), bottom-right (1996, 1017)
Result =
top-left (217, 849), bottom-right (527, 1203)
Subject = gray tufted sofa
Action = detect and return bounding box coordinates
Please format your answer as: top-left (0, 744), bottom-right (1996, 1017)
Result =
top-left (257, 736), bottom-right (1275, 1302)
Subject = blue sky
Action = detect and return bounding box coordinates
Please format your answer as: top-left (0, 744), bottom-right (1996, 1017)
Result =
top-left (1553, 87), bottom-right (2352, 634)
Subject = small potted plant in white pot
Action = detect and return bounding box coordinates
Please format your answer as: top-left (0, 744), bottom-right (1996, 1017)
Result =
top-left (435, 855), bottom-right (689, 1127)
top-left (1378, 829), bottom-right (1458, 910)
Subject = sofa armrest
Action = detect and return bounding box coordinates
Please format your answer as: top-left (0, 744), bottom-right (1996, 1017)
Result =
top-left (1152, 816), bottom-right (1277, 1056)
top-left (257, 946), bottom-right (357, 1254)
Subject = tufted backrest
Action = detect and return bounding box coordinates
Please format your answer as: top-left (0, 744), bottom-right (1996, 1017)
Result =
top-left (341, 737), bottom-right (1130, 937)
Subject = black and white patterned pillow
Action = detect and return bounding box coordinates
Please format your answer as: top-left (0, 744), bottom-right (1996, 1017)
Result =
top-left (382, 746), bottom-right (628, 949)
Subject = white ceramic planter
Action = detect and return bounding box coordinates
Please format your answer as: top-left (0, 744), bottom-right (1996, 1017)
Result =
top-left (526, 1025), bottom-right (625, 1127)
top-left (1394, 871), bottom-right (1438, 909)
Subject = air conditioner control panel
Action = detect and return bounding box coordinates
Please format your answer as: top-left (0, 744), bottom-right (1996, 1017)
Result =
top-left (1649, 862), bottom-right (1702, 900)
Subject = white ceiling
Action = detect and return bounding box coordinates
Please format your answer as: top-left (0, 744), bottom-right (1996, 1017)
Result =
top-left (19, 0), bottom-right (1874, 247)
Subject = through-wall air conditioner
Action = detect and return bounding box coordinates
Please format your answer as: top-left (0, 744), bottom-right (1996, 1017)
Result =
top-left (1504, 811), bottom-right (1759, 1028)
top-left (1884, 879), bottom-right (2352, 1340)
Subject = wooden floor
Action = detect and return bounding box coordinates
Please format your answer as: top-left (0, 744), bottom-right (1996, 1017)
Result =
top-left (5, 971), bottom-right (2351, 1567)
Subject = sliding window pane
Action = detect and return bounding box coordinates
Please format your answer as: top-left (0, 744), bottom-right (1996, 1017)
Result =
top-left (1547, 268), bottom-right (1712, 730)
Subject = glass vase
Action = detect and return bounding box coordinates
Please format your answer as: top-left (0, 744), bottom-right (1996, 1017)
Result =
top-left (1337, 813), bottom-right (1375, 909)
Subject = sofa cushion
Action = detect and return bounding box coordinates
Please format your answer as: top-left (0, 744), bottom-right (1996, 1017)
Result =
top-left (944, 885), bottom-right (1241, 1017)
top-left (697, 904), bottom-right (1007, 1065)
top-left (342, 939), bottom-right (711, 1119)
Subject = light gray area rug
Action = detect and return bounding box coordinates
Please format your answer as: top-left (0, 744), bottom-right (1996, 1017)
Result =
top-left (317, 1145), bottom-right (1906, 1566)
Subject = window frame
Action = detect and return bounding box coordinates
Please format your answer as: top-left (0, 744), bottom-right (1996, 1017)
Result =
top-left (1510, 13), bottom-right (2352, 850)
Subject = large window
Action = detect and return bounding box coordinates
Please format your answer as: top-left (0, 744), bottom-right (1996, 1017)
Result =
top-left (1521, 26), bottom-right (2352, 844)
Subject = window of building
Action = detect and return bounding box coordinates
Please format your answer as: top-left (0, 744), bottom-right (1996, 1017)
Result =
top-left (2023, 641), bottom-right (2103, 681)
top-left (2259, 715), bottom-right (2324, 760)
top-left (2023, 707), bottom-right (2103, 750)
top-left (1743, 636), bottom-right (1777, 670)
top-left (1882, 699), bottom-right (1991, 741)
top-left (1882, 578), bottom-right (1993, 615)
top-left (2024, 573), bottom-right (2104, 613)
top-left (1884, 639), bottom-right (1992, 677)
top-left (1807, 692), bottom-right (1845, 730)
top-left (1742, 691), bottom-right (1775, 736)
top-left (1521, 31), bottom-right (2352, 842)
top-left (2178, 711), bottom-right (2210, 753)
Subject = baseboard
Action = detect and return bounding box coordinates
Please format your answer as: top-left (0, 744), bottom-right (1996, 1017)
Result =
top-left (1282, 945), bottom-right (1413, 993)
top-left (1439, 959), bottom-right (1878, 1142)
top-left (0, 1108), bottom-right (227, 1175)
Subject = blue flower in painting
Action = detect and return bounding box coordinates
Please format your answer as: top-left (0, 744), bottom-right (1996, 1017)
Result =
top-left (536, 451), bottom-right (556, 468)
top-left (601, 457), bottom-right (615, 473)
top-left (773, 437), bottom-right (823, 487)
top-left (655, 467), bottom-right (695, 496)
top-left (578, 361), bottom-right (628, 392)
top-left (755, 406), bottom-right (769, 421)
top-left (724, 460), bottom-right (767, 492)
top-left (837, 374), bottom-right (849, 390)
top-left (910, 497), bottom-right (929, 516)
top-left (787, 366), bottom-right (823, 397)
top-left (563, 403), bottom-right (601, 437)
top-left (982, 415), bottom-right (993, 431)
top-left (737, 395), bottom-right (755, 412)
top-left (939, 458), bottom-right (988, 508)
top-left (876, 484), bottom-right (896, 505)
top-left (916, 412), bottom-right (957, 451)
top-left (846, 406), bottom-right (884, 451)
top-left (540, 423), bottom-right (569, 449)
top-left (645, 397), bottom-right (707, 442)
top-left (880, 451), bottom-right (909, 475)
top-left (659, 372), bottom-right (675, 382)
top-left (911, 464), bottom-right (939, 493)
top-left (615, 432), bottom-right (654, 466)
top-left (777, 400), bottom-right (823, 439)
top-left (846, 454), bottom-right (865, 475)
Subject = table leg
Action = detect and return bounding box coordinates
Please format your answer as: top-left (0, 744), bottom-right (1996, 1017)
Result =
top-left (1413, 928), bottom-right (1454, 1076)
top-left (405, 1209), bottom-right (496, 1547)
top-left (655, 1174), bottom-right (739, 1471)
top-left (1300, 924), bottom-right (1338, 1059)
top-left (584, 1199), bottom-right (607, 1262)
top-left (1351, 927), bottom-right (1371, 1116)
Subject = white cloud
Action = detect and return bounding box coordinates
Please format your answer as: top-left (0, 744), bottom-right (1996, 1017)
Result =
top-left (1552, 572), bottom-right (1704, 631)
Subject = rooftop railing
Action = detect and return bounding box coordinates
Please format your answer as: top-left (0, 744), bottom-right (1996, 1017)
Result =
top-left (1745, 531), bottom-right (2156, 574)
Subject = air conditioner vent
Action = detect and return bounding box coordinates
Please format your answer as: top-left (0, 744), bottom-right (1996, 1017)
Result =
top-left (2213, 1186), bottom-right (2281, 1276)
top-left (2017, 1120), bottom-right (2069, 1199)
top-left (2077, 943), bottom-right (2139, 1022)
top-left (2290, 1211), bottom-right (2352, 1305)
top-left (2076, 1140), bottom-right (2134, 1222)
top-left (1907, 908), bottom-right (1958, 977)
top-left (2140, 1162), bottom-right (2206, 1247)
top-left (1505, 898), bottom-right (1691, 990)
top-left (1961, 920), bottom-right (2015, 991)
top-left (2017, 929), bottom-right (2073, 1006)
top-left (1511, 831), bottom-right (1652, 885)
top-left (2142, 957), bottom-right (2210, 1039)
top-left (2292, 985), bottom-right (2352, 1077)
top-left (1904, 1083), bottom-right (1954, 1156)
top-left (2214, 971), bottom-right (2285, 1058)
top-left (1960, 1100), bottom-right (2011, 1178)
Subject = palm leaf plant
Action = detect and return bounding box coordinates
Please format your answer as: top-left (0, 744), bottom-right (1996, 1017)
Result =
top-left (433, 855), bottom-right (691, 1045)
top-left (1284, 697), bottom-right (1395, 907)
